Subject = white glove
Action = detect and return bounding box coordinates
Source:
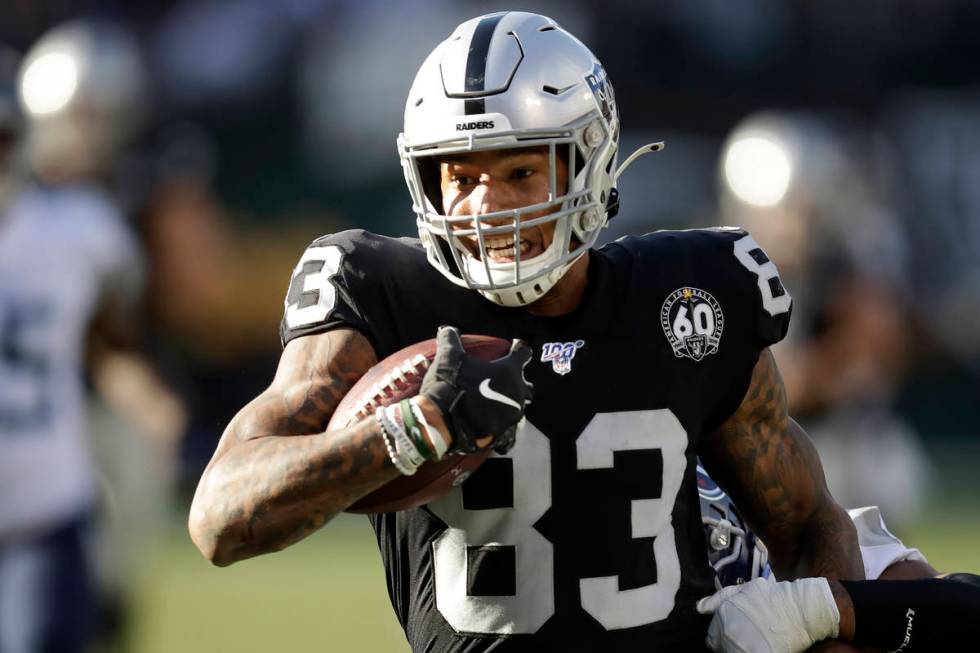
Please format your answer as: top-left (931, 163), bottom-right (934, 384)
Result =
top-left (696, 577), bottom-right (841, 653)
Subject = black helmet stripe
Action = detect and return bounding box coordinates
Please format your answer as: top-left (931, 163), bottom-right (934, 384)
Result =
top-left (463, 12), bottom-right (507, 115)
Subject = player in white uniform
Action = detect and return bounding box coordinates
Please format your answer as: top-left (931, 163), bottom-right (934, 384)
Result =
top-left (698, 466), bottom-right (928, 588)
top-left (0, 184), bottom-right (142, 652)
top-left (847, 506), bottom-right (928, 581)
top-left (698, 467), bottom-right (979, 652)
top-left (0, 185), bottom-right (142, 527)
top-left (0, 23), bottom-right (182, 653)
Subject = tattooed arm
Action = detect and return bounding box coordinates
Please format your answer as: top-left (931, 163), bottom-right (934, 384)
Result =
top-left (699, 348), bottom-right (864, 581)
top-left (189, 329), bottom-right (404, 566)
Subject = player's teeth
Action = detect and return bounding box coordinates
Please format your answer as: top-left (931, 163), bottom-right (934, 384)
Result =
top-left (484, 238), bottom-right (529, 255)
top-left (485, 237), bottom-right (514, 250)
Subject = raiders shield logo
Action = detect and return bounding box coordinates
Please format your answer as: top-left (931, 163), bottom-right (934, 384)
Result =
top-left (584, 62), bottom-right (616, 124)
top-left (660, 287), bottom-right (724, 361)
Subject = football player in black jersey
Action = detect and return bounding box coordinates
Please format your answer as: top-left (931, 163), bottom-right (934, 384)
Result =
top-left (190, 12), bottom-right (864, 652)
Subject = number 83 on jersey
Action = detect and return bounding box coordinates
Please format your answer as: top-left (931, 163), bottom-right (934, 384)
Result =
top-left (427, 409), bottom-right (687, 635)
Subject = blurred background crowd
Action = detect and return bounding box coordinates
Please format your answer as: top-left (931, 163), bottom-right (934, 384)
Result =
top-left (1, 0), bottom-right (979, 651)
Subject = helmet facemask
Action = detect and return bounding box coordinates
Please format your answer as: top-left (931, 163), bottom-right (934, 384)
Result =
top-left (401, 113), bottom-right (618, 307)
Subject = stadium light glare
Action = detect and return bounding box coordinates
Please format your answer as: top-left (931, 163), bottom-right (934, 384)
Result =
top-left (20, 52), bottom-right (78, 116)
top-left (723, 135), bottom-right (792, 208)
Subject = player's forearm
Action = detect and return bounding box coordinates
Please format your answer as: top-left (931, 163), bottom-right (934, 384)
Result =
top-left (189, 417), bottom-right (398, 566)
top-left (792, 496), bottom-right (865, 581)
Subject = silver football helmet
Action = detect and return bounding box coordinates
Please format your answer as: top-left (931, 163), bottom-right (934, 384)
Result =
top-left (398, 11), bottom-right (662, 307)
top-left (17, 20), bottom-right (146, 180)
top-left (697, 463), bottom-right (771, 589)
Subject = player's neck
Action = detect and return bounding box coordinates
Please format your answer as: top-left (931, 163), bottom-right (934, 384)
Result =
top-left (525, 251), bottom-right (591, 317)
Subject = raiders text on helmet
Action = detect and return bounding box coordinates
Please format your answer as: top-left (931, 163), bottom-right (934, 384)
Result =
top-left (456, 121), bottom-right (495, 131)
top-left (398, 11), bottom-right (662, 307)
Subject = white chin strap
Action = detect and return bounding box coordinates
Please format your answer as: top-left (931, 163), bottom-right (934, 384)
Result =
top-left (476, 257), bottom-right (578, 307)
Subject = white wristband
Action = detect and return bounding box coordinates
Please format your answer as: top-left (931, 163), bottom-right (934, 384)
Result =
top-left (409, 397), bottom-right (450, 460)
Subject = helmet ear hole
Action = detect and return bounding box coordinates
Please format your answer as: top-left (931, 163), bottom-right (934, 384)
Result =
top-left (605, 188), bottom-right (620, 220)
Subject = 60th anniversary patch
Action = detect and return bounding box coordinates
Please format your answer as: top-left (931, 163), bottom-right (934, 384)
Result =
top-left (660, 287), bottom-right (724, 361)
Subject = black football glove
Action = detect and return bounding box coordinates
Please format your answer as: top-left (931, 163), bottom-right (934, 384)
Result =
top-left (420, 325), bottom-right (533, 455)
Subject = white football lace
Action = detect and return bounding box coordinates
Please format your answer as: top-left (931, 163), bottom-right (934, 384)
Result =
top-left (353, 354), bottom-right (429, 423)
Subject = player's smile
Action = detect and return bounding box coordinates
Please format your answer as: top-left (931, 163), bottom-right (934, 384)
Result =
top-left (438, 146), bottom-right (569, 263)
top-left (481, 234), bottom-right (535, 262)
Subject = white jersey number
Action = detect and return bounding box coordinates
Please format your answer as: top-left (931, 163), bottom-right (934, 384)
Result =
top-left (283, 245), bottom-right (344, 330)
top-left (430, 420), bottom-right (554, 634)
top-left (427, 409), bottom-right (687, 634)
top-left (0, 300), bottom-right (53, 432)
top-left (733, 234), bottom-right (792, 317)
top-left (576, 410), bottom-right (686, 629)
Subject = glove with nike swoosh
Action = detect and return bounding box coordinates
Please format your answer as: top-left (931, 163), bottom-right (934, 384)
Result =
top-left (696, 576), bottom-right (841, 653)
top-left (419, 325), bottom-right (533, 455)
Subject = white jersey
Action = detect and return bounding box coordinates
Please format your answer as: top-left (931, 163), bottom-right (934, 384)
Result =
top-left (0, 185), bottom-right (140, 536)
top-left (849, 506), bottom-right (927, 580)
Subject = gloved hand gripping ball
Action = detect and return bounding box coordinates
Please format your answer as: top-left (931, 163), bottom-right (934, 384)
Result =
top-left (420, 325), bottom-right (534, 455)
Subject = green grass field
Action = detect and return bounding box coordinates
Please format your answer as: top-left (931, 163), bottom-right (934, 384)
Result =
top-left (129, 514), bottom-right (409, 653)
top-left (127, 506), bottom-right (980, 653)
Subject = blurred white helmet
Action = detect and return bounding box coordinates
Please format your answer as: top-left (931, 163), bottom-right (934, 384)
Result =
top-left (17, 20), bottom-right (146, 180)
top-left (719, 111), bottom-right (863, 214)
top-left (718, 111), bottom-right (907, 284)
top-left (399, 11), bottom-right (661, 307)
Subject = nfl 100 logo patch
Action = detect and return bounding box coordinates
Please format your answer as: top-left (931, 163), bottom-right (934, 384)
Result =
top-left (660, 287), bottom-right (724, 361)
top-left (540, 340), bottom-right (585, 375)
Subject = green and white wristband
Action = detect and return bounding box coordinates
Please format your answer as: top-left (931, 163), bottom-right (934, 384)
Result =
top-left (376, 406), bottom-right (424, 474)
top-left (408, 397), bottom-right (449, 461)
top-left (400, 399), bottom-right (434, 460)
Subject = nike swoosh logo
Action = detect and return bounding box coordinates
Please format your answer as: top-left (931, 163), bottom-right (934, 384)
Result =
top-left (479, 379), bottom-right (521, 410)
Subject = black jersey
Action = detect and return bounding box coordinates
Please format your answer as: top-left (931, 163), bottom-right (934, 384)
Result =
top-left (279, 227), bottom-right (791, 652)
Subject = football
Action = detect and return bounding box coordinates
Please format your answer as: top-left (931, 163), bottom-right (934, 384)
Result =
top-left (328, 334), bottom-right (511, 513)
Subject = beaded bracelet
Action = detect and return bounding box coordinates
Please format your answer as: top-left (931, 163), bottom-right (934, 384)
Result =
top-left (376, 412), bottom-right (417, 476)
